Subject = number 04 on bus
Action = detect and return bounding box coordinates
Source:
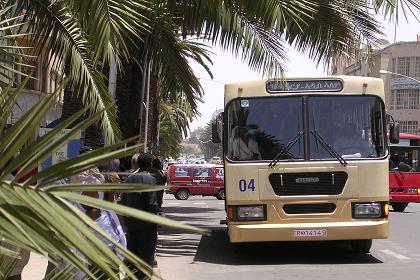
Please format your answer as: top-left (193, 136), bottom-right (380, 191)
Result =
top-left (212, 76), bottom-right (400, 253)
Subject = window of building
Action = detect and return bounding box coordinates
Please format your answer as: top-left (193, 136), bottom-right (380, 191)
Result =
top-left (397, 120), bottom-right (418, 134)
top-left (392, 58), bottom-right (396, 73)
top-left (397, 57), bottom-right (410, 76)
top-left (390, 89), bottom-right (420, 109)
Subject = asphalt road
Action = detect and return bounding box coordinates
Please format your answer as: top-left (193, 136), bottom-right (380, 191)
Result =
top-left (156, 194), bottom-right (420, 280)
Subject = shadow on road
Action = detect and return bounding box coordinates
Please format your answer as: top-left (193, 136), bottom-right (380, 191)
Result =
top-left (192, 227), bottom-right (383, 265)
top-left (157, 235), bottom-right (199, 257)
top-left (163, 206), bottom-right (222, 215)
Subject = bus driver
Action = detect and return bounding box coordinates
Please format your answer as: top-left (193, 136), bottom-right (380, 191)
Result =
top-left (232, 126), bottom-right (262, 161)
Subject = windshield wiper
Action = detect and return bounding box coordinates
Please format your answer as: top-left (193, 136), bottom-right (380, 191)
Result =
top-left (310, 130), bottom-right (347, 166)
top-left (269, 131), bottom-right (303, 168)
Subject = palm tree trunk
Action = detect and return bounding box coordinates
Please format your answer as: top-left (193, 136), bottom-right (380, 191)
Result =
top-left (146, 75), bottom-right (159, 153)
top-left (61, 59), bottom-right (105, 149)
top-left (115, 59), bottom-right (144, 139)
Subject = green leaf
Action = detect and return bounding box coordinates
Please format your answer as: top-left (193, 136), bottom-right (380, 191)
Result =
top-left (54, 191), bottom-right (207, 234)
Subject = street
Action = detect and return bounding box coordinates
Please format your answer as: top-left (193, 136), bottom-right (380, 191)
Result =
top-left (157, 194), bottom-right (420, 280)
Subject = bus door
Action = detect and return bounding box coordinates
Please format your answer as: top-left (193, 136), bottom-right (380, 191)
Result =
top-left (192, 166), bottom-right (213, 195)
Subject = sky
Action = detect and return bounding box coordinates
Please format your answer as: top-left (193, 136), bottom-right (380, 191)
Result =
top-left (189, 11), bottom-right (420, 131)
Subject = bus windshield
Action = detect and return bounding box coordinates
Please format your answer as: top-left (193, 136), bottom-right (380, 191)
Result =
top-left (226, 95), bottom-right (386, 161)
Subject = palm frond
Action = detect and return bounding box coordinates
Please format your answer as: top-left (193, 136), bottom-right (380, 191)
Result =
top-left (69, 0), bottom-right (150, 68)
top-left (13, 0), bottom-right (123, 144)
top-left (0, 4), bottom-right (33, 84)
top-left (1, 85), bottom-right (205, 278)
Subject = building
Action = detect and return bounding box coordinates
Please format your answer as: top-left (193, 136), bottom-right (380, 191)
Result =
top-left (332, 38), bottom-right (420, 134)
top-left (0, 10), bottom-right (64, 129)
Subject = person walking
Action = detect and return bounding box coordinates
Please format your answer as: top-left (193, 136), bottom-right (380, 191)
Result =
top-left (150, 158), bottom-right (167, 213)
top-left (121, 153), bottom-right (159, 280)
top-left (70, 147), bottom-right (126, 279)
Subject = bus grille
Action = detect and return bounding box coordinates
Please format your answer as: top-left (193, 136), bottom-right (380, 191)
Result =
top-left (269, 172), bottom-right (348, 196)
top-left (283, 203), bottom-right (336, 214)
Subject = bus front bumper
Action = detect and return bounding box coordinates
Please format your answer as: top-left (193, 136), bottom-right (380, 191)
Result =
top-left (228, 220), bottom-right (388, 243)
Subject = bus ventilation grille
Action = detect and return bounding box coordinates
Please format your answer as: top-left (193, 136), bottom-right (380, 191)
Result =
top-left (268, 172), bottom-right (348, 196)
top-left (283, 203), bottom-right (336, 214)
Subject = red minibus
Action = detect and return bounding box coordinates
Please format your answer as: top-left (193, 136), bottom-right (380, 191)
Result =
top-left (166, 164), bottom-right (225, 200)
top-left (389, 133), bottom-right (420, 212)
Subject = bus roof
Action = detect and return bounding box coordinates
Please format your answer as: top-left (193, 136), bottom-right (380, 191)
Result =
top-left (224, 76), bottom-right (385, 104)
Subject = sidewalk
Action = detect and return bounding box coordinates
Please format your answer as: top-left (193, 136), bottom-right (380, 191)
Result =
top-left (22, 253), bottom-right (161, 280)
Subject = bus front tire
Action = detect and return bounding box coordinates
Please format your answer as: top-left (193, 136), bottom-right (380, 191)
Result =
top-left (391, 202), bottom-right (408, 212)
top-left (175, 189), bottom-right (190, 200)
top-left (217, 189), bottom-right (225, 200)
top-left (350, 239), bottom-right (372, 254)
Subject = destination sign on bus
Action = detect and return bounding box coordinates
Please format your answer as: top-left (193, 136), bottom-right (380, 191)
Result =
top-left (266, 79), bottom-right (343, 93)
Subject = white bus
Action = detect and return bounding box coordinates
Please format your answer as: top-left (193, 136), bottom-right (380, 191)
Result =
top-left (213, 76), bottom-right (399, 253)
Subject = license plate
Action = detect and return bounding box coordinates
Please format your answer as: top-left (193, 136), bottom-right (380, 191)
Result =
top-left (293, 229), bottom-right (327, 237)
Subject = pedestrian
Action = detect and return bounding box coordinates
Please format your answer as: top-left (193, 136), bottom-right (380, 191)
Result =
top-left (131, 153), bottom-right (139, 172)
top-left (151, 158), bottom-right (167, 213)
top-left (102, 160), bottom-right (127, 255)
top-left (121, 153), bottom-right (158, 280)
top-left (70, 147), bottom-right (126, 279)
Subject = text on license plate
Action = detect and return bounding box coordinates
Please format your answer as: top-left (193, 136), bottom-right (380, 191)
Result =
top-left (293, 229), bottom-right (327, 237)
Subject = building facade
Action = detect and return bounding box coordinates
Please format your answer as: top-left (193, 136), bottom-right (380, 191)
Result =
top-left (2, 49), bottom-right (63, 128)
top-left (332, 39), bottom-right (420, 134)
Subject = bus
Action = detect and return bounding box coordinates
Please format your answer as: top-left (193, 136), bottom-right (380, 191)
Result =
top-left (389, 133), bottom-right (420, 212)
top-left (212, 76), bottom-right (399, 253)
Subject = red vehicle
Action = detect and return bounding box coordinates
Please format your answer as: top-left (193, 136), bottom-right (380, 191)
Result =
top-left (167, 164), bottom-right (225, 200)
top-left (389, 133), bottom-right (420, 212)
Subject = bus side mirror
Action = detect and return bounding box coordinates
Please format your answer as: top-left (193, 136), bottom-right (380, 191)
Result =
top-left (212, 112), bottom-right (223, 143)
top-left (212, 122), bottom-right (221, 143)
top-left (389, 122), bottom-right (400, 144)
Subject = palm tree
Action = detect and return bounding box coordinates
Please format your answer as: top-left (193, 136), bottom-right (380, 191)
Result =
top-left (157, 97), bottom-right (195, 157)
top-left (0, 83), bottom-right (205, 279)
top-left (121, 0), bottom-right (418, 153)
top-left (0, 4), bottom-right (205, 277)
top-left (8, 0), bottom-right (415, 149)
top-left (7, 0), bottom-right (152, 145)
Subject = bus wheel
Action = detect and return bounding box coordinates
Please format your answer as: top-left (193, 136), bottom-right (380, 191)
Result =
top-left (391, 202), bottom-right (408, 212)
top-left (175, 189), bottom-right (190, 200)
top-left (217, 189), bottom-right (225, 200)
top-left (350, 239), bottom-right (372, 253)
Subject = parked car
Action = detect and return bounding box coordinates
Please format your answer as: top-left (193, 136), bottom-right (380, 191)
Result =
top-left (166, 164), bottom-right (225, 200)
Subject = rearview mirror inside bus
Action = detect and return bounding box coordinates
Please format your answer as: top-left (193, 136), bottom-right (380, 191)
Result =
top-left (389, 122), bottom-right (400, 144)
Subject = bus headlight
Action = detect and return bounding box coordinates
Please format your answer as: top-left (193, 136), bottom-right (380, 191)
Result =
top-left (236, 205), bottom-right (266, 221)
top-left (352, 202), bottom-right (382, 218)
